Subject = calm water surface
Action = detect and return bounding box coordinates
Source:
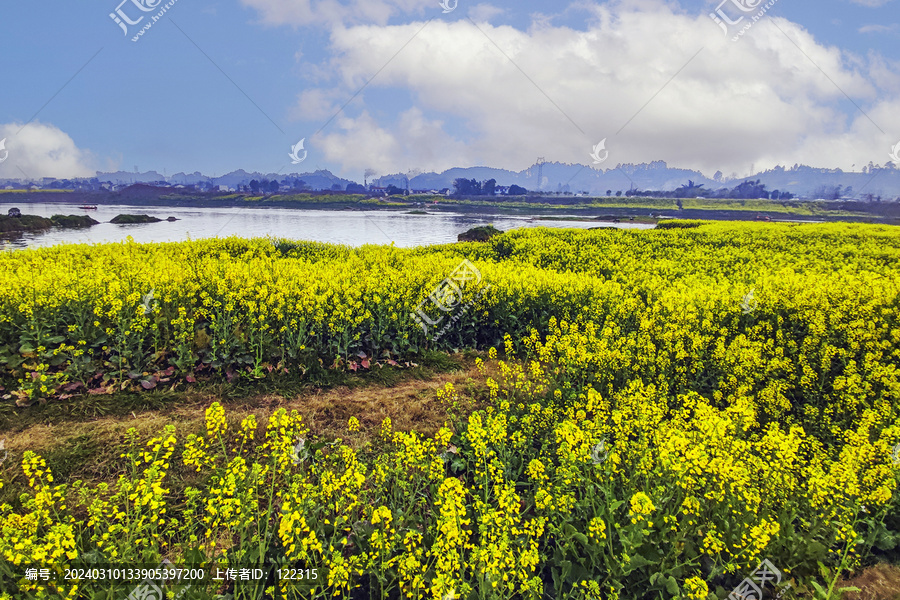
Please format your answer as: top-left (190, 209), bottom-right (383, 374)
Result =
top-left (0, 203), bottom-right (653, 250)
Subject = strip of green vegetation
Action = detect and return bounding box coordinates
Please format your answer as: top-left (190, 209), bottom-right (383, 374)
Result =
top-left (0, 213), bottom-right (99, 233)
top-left (0, 214), bottom-right (53, 233)
top-left (419, 195), bottom-right (871, 217)
top-left (49, 215), bottom-right (99, 228)
top-left (245, 193), bottom-right (368, 203)
top-left (110, 214), bottom-right (162, 224)
top-left (0, 189), bottom-right (72, 194)
top-left (458, 225), bottom-right (503, 241)
top-left (656, 220), bottom-right (707, 229)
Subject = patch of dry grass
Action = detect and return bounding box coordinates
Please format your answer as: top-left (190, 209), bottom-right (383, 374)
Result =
top-left (840, 563), bottom-right (900, 600)
top-left (0, 354), bottom-right (491, 505)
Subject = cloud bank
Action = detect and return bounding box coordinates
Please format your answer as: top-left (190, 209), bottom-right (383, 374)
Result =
top-left (0, 122), bottom-right (96, 180)
top-left (270, 0), bottom-right (900, 176)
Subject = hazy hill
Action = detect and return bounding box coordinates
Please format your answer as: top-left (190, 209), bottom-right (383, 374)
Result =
top-left (36, 161), bottom-right (900, 199)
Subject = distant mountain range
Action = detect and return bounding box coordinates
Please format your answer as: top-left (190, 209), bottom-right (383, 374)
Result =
top-left (374, 161), bottom-right (900, 199)
top-left (93, 168), bottom-right (357, 191)
top-left (30, 160), bottom-right (900, 199)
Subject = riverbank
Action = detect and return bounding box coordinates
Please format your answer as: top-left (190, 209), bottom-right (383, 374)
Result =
top-left (3, 188), bottom-right (896, 225)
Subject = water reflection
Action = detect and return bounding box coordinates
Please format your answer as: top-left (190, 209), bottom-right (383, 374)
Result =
top-left (0, 203), bottom-right (654, 251)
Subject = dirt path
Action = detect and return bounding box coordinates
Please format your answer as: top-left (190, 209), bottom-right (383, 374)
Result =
top-left (0, 356), bottom-right (488, 502)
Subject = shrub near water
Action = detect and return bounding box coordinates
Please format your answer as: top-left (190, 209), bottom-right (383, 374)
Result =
top-left (0, 222), bottom-right (899, 597)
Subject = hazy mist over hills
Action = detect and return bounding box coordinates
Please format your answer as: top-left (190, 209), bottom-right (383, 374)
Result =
top-left (60, 161), bottom-right (900, 199)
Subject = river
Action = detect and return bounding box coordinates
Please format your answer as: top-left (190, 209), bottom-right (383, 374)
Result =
top-left (0, 202), bottom-right (654, 250)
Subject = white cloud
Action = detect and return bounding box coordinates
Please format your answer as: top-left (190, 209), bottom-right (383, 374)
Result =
top-left (468, 4), bottom-right (506, 22)
top-left (315, 108), bottom-right (470, 173)
top-left (0, 122), bottom-right (95, 180)
top-left (265, 0), bottom-right (900, 176)
top-left (858, 23), bottom-right (899, 33)
top-left (290, 88), bottom-right (346, 122)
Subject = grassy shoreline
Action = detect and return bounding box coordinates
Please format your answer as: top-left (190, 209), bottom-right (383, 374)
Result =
top-left (1, 189), bottom-right (894, 224)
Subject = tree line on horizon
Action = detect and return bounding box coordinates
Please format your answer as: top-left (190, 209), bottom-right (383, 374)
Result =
top-left (449, 177), bottom-right (800, 200)
top-left (626, 180), bottom-right (795, 201)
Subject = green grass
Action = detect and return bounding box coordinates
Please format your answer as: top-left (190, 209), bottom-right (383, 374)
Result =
top-left (110, 214), bottom-right (162, 224)
top-left (0, 189), bottom-right (72, 194)
top-left (244, 193), bottom-right (368, 204)
top-left (49, 214), bottom-right (99, 228)
top-left (0, 350), bottom-right (466, 433)
top-left (0, 349), bottom-right (477, 509)
top-left (423, 195), bottom-right (870, 217)
top-left (458, 224), bottom-right (503, 241)
top-left (0, 214), bottom-right (53, 233)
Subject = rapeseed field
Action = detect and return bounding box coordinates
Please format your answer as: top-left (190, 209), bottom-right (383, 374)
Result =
top-left (0, 222), bottom-right (898, 599)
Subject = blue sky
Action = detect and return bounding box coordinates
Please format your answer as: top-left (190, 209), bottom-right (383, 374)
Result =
top-left (0, 0), bottom-right (898, 182)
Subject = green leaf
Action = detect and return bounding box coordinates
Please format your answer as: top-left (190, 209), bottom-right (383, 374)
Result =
top-left (817, 561), bottom-right (830, 580)
top-left (560, 559), bottom-right (573, 580)
top-left (874, 529), bottom-right (897, 551)
top-left (810, 580), bottom-right (828, 599)
top-left (665, 576), bottom-right (680, 596)
top-left (19, 343), bottom-right (35, 354)
top-left (808, 541), bottom-right (827, 560)
top-left (572, 532), bottom-right (589, 546)
top-left (622, 553), bottom-right (653, 575)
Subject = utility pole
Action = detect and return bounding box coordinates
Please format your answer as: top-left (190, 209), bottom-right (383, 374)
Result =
top-left (536, 157), bottom-right (545, 190)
